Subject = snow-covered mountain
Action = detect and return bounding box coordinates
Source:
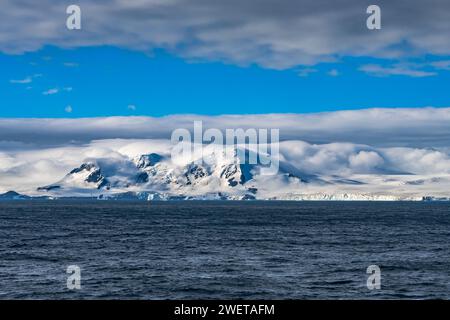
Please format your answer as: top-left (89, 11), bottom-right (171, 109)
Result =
top-left (22, 143), bottom-right (450, 201)
top-left (35, 148), bottom-right (277, 200)
top-left (38, 162), bottom-right (108, 191)
top-left (3, 109), bottom-right (450, 200)
top-left (2, 117), bottom-right (450, 201)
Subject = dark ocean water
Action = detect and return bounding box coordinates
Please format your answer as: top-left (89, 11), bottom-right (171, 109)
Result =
top-left (0, 201), bottom-right (449, 299)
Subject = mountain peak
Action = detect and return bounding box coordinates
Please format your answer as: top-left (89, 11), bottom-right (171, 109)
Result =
top-left (0, 191), bottom-right (30, 200)
top-left (136, 153), bottom-right (164, 169)
top-left (38, 162), bottom-right (109, 192)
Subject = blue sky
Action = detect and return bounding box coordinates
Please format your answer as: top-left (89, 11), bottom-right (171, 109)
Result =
top-left (2, 0), bottom-right (450, 118)
top-left (2, 46), bottom-right (450, 118)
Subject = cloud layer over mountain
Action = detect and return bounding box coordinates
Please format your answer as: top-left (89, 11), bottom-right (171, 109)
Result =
top-left (2, 137), bottom-right (450, 198)
top-left (1, 107), bottom-right (450, 148)
top-left (1, 108), bottom-right (450, 198)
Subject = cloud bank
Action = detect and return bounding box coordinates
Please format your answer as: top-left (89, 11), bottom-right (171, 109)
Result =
top-left (0, 107), bottom-right (450, 148)
top-left (1, 0), bottom-right (450, 69)
top-left (2, 138), bottom-right (450, 196)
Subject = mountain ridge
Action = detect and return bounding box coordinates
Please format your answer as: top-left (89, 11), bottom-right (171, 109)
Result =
top-left (15, 146), bottom-right (449, 201)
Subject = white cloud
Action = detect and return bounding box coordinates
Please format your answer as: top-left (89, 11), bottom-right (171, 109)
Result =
top-left (65, 105), bottom-right (73, 113)
top-left (63, 62), bottom-right (79, 67)
top-left (42, 88), bottom-right (59, 95)
top-left (127, 104), bottom-right (137, 111)
top-left (328, 69), bottom-right (340, 77)
top-left (431, 60), bottom-right (450, 70)
top-left (10, 74), bottom-right (43, 85)
top-left (348, 150), bottom-right (384, 172)
top-left (1, 1), bottom-right (450, 70)
top-left (359, 63), bottom-right (437, 77)
top-left (10, 77), bottom-right (32, 84)
top-left (0, 107), bottom-right (450, 148)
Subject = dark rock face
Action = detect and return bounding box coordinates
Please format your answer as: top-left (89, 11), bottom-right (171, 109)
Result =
top-left (220, 164), bottom-right (238, 186)
top-left (239, 164), bottom-right (253, 184)
top-left (70, 163), bottom-right (109, 189)
top-left (85, 168), bottom-right (104, 184)
top-left (184, 164), bottom-right (207, 185)
top-left (136, 153), bottom-right (163, 169)
top-left (220, 164), bottom-right (254, 187)
top-left (135, 172), bottom-right (149, 183)
top-left (37, 185), bottom-right (61, 191)
top-left (70, 163), bottom-right (97, 174)
top-left (241, 193), bottom-right (256, 200)
top-left (247, 187), bottom-right (258, 194)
